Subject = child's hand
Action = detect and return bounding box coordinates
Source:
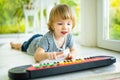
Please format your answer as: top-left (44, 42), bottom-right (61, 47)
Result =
top-left (48, 52), bottom-right (64, 60)
top-left (65, 53), bottom-right (74, 60)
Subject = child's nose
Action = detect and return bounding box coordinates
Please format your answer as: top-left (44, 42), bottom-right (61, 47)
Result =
top-left (62, 25), bottom-right (68, 29)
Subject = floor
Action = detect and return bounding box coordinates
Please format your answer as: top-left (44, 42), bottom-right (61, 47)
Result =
top-left (0, 36), bottom-right (120, 80)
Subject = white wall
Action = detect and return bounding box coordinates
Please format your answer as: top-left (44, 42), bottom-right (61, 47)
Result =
top-left (80, 0), bottom-right (97, 47)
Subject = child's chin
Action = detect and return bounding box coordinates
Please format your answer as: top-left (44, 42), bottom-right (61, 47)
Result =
top-left (61, 34), bottom-right (67, 37)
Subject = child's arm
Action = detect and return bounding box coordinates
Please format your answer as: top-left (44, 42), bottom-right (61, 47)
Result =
top-left (34, 47), bottom-right (64, 62)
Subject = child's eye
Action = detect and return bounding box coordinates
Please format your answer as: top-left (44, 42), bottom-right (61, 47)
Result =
top-left (67, 23), bottom-right (71, 25)
top-left (57, 23), bottom-right (63, 25)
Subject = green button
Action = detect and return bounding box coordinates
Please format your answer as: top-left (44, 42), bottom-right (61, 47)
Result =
top-left (34, 66), bottom-right (39, 68)
top-left (46, 63), bottom-right (51, 66)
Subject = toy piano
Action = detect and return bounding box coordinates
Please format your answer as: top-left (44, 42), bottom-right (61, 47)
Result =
top-left (8, 56), bottom-right (116, 80)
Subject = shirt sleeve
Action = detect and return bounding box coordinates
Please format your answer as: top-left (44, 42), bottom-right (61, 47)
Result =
top-left (36, 36), bottom-right (49, 52)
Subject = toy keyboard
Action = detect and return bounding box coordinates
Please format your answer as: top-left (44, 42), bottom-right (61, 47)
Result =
top-left (8, 56), bottom-right (116, 80)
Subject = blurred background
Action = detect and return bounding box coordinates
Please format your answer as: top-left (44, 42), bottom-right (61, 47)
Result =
top-left (0, 0), bottom-right (80, 35)
top-left (0, 0), bottom-right (120, 51)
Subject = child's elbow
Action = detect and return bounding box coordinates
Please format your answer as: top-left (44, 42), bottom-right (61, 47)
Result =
top-left (34, 53), bottom-right (40, 63)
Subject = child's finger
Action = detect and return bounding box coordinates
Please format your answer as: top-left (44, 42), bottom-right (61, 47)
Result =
top-left (68, 54), bottom-right (72, 57)
top-left (53, 52), bottom-right (57, 60)
top-left (56, 52), bottom-right (64, 56)
top-left (66, 54), bottom-right (72, 60)
top-left (48, 52), bottom-right (64, 60)
top-left (48, 52), bottom-right (57, 60)
top-left (48, 53), bottom-right (51, 60)
top-left (56, 52), bottom-right (65, 58)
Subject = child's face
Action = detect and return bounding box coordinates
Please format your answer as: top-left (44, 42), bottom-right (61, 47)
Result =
top-left (53, 18), bottom-right (72, 38)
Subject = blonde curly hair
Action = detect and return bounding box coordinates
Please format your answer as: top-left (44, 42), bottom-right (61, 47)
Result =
top-left (47, 4), bottom-right (75, 32)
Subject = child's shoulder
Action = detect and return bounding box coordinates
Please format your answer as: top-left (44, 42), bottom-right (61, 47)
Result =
top-left (40, 31), bottom-right (53, 42)
top-left (43, 31), bottom-right (52, 38)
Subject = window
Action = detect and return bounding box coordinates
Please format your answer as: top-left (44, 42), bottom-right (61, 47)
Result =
top-left (0, 0), bottom-right (80, 35)
top-left (97, 0), bottom-right (120, 52)
top-left (109, 0), bottom-right (120, 40)
top-left (0, 0), bottom-right (29, 34)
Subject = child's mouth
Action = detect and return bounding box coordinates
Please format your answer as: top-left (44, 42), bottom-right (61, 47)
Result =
top-left (61, 31), bottom-right (67, 35)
